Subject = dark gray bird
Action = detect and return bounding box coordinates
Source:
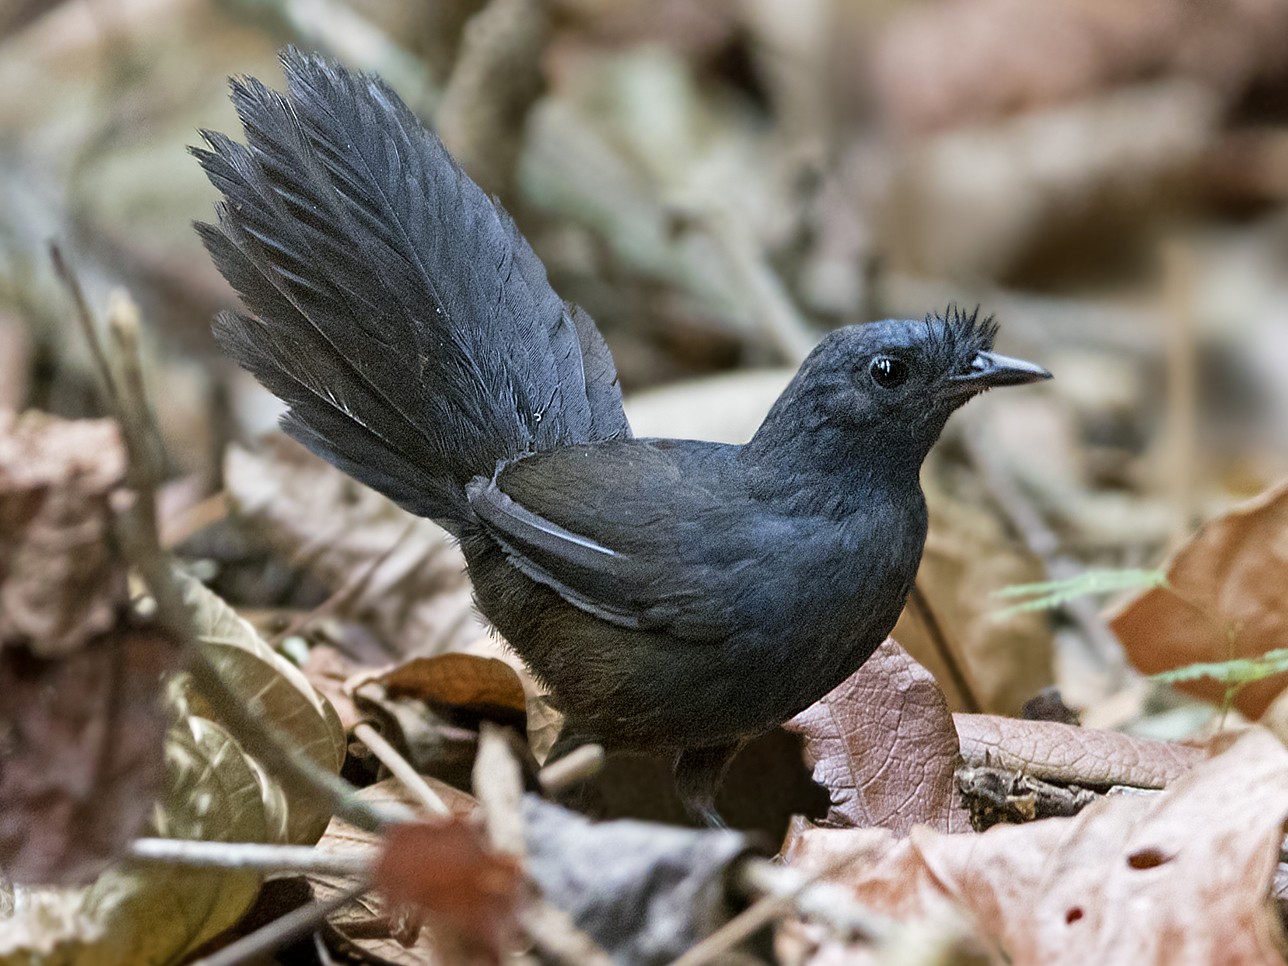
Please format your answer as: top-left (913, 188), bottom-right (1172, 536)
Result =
top-left (195, 49), bottom-right (1050, 825)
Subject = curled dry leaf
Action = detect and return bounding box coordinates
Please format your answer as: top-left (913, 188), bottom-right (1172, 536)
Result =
top-left (0, 628), bottom-right (180, 885)
top-left (786, 639), bottom-right (967, 835)
top-left (0, 411), bottom-right (126, 657)
top-left (377, 653), bottom-right (529, 727)
top-left (954, 713), bottom-right (1205, 789)
top-left (1110, 476), bottom-right (1288, 717)
top-left (786, 729), bottom-right (1288, 965)
top-left (225, 437), bottom-right (480, 656)
top-left (177, 570), bottom-right (346, 845)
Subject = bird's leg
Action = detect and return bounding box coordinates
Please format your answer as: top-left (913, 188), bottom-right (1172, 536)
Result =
top-left (674, 740), bottom-right (744, 829)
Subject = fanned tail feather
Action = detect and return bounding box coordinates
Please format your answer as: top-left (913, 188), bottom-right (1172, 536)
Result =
top-left (196, 48), bottom-right (630, 525)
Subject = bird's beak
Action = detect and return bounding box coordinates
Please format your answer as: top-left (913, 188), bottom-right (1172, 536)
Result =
top-left (947, 351), bottom-right (1051, 396)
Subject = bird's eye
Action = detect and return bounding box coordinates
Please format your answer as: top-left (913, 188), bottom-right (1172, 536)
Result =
top-left (869, 356), bottom-right (909, 389)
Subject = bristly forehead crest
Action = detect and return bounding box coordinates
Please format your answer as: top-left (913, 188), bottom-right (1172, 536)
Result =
top-left (923, 304), bottom-right (998, 369)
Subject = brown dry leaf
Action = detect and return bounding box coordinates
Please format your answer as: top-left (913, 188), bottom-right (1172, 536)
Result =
top-left (224, 436), bottom-right (480, 656)
top-left (788, 729), bottom-right (1288, 964)
top-left (1110, 477), bottom-right (1288, 718)
top-left (0, 412), bottom-right (126, 657)
top-left (0, 628), bottom-right (179, 885)
top-left (373, 820), bottom-right (523, 959)
top-left (786, 639), bottom-right (967, 834)
top-left (308, 779), bottom-right (480, 965)
top-left (378, 653), bottom-right (529, 725)
top-left (954, 713), bottom-right (1205, 789)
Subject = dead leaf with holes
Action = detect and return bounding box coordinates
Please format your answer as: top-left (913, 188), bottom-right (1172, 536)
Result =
top-left (1110, 477), bottom-right (1288, 718)
top-left (785, 729), bottom-right (1288, 965)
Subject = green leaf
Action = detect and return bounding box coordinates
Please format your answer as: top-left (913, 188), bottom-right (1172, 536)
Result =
top-left (991, 568), bottom-right (1168, 619)
top-left (1150, 649), bottom-right (1288, 686)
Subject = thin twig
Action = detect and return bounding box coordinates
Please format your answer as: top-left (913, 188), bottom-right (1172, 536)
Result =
top-left (736, 859), bottom-right (894, 944)
top-left (49, 242), bottom-right (119, 408)
top-left (353, 721), bottom-right (451, 817)
top-left (267, 520), bottom-right (417, 647)
top-left (1162, 239), bottom-right (1199, 547)
top-left (190, 882), bottom-right (369, 966)
top-left (473, 723), bottom-right (527, 857)
top-left (520, 901), bottom-right (614, 966)
top-left (907, 583), bottom-right (983, 714)
top-left (668, 875), bottom-right (800, 966)
top-left (473, 726), bottom-right (614, 965)
top-left (672, 854), bottom-right (890, 966)
top-left (93, 289), bottom-right (389, 834)
top-left (129, 838), bottom-right (372, 875)
top-left (159, 490), bottom-right (229, 549)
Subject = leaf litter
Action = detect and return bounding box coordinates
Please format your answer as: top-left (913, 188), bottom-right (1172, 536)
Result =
top-left (12, 1), bottom-right (1288, 960)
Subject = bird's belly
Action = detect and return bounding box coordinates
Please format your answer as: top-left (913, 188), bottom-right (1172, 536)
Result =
top-left (461, 526), bottom-right (916, 749)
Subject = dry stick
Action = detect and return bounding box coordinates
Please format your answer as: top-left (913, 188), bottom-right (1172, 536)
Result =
top-left (474, 723), bottom-right (527, 857)
top-left (538, 743), bottom-right (605, 795)
top-left (190, 882), bottom-right (369, 966)
top-left (907, 582), bottom-right (983, 714)
top-left (353, 721), bottom-right (451, 817)
top-left (674, 853), bottom-right (896, 966)
top-left (669, 866), bottom-right (816, 966)
top-left (702, 209), bottom-right (817, 365)
top-left (473, 725), bottom-right (613, 966)
top-left (93, 290), bottom-right (389, 834)
top-left (129, 838), bottom-right (372, 876)
top-left (962, 418), bottom-right (1130, 687)
top-left (1162, 240), bottom-right (1199, 549)
top-left (159, 490), bottom-right (229, 549)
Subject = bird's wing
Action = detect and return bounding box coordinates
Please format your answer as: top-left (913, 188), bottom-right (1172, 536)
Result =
top-left (467, 439), bottom-right (772, 641)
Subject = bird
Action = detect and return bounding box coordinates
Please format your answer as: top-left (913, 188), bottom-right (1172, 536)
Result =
top-left (195, 49), bottom-right (1051, 826)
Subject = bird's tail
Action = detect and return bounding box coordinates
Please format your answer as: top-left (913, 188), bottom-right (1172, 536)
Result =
top-left (195, 48), bottom-right (630, 527)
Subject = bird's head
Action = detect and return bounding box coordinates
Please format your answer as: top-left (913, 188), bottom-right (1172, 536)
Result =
top-left (747, 307), bottom-right (1050, 489)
